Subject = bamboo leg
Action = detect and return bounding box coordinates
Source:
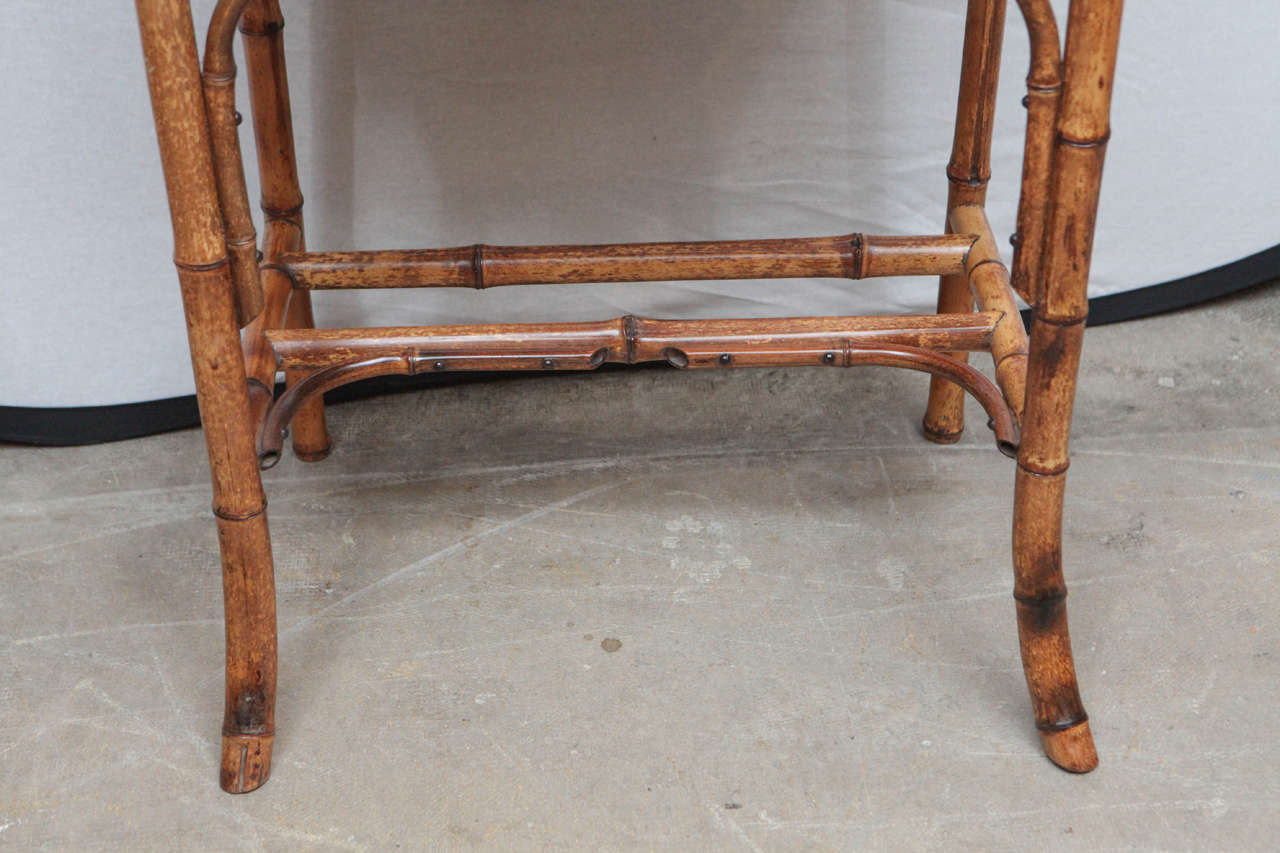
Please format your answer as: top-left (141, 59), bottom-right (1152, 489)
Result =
top-left (923, 0), bottom-right (1005, 443)
top-left (283, 289), bottom-right (331, 460)
top-left (137, 0), bottom-right (277, 793)
top-left (241, 0), bottom-right (331, 462)
top-left (1013, 0), bottom-right (1123, 772)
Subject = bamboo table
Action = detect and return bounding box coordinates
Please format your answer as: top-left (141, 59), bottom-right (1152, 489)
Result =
top-left (137, 0), bottom-right (1124, 793)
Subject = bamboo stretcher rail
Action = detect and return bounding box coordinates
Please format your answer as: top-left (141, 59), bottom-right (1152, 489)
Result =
top-left (279, 234), bottom-right (976, 290)
top-left (265, 312), bottom-right (1000, 371)
top-left (949, 203), bottom-right (1031, 420)
top-left (257, 338), bottom-right (1018, 468)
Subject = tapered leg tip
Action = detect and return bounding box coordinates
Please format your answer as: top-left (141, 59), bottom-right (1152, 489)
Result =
top-left (922, 421), bottom-right (964, 444)
top-left (293, 443), bottom-right (332, 463)
top-left (1040, 720), bottom-right (1099, 773)
top-left (220, 733), bottom-right (273, 793)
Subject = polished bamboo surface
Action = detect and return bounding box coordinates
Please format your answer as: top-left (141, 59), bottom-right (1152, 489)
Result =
top-left (282, 234), bottom-right (975, 290)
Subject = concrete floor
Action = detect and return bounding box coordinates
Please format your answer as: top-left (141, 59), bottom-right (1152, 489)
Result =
top-left (3, 284), bottom-right (1278, 850)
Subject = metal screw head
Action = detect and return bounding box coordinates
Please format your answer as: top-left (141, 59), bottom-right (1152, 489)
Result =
top-left (432, 360), bottom-right (447, 371)
top-left (542, 358), bottom-right (555, 369)
top-left (823, 352), bottom-right (837, 364)
top-left (718, 353), bottom-right (732, 365)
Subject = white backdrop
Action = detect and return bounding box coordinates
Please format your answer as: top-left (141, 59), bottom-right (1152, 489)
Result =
top-left (2, 1), bottom-right (1277, 407)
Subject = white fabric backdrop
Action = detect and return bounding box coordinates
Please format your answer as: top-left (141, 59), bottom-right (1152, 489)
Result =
top-left (2, 1), bottom-right (1277, 406)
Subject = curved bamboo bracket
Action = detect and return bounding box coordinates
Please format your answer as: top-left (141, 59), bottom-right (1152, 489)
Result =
top-left (257, 345), bottom-right (1018, 469)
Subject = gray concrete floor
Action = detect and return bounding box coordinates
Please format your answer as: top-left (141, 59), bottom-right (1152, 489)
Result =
top-left (3, 284), bottom-right (1278, 850)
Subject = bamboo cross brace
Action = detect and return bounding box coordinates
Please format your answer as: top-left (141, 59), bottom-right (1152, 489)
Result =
top-left (278, 234), bottom-right (976, 290)
top-left (265, 312), bottom-right (1000, 370)
top-left (257, 339), bottom-right (1019, 468)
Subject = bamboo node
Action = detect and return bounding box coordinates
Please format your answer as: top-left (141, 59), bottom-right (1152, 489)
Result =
top-left (1036, 714), bottom-right (1090, 733)
top-left (261, 202), bottom-right (304, 219)
top-left (946, 170), bottom-right (990, 189)
top-left (203, 70), bottom-right (236, 85)
top-left (849, 233), bottom-right (865, 280)
top-left (1013, 589), bottom-right (1068, 606)
top-left (1031, 311), bottom-right (1088, 328)
top-left (1058, 130), bottom-right (1111, 149)
top-left (239, 20), bottom-right (284, 37)
top-left (1016, 459), bottom-right (1071, 478)
top-left (175, 257), bottom-right (230, 272)
top-left (213, 502), bottom-right (267, 522)
top-left (623, 315), bottom-right (639, 364)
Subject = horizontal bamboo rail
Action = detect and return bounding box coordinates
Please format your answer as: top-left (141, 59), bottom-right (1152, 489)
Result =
top-left (949, 203), bottom-right (1031, 420)
top-left (265, 312), bottom-right (1000, 371)
top-left (257, 340), bottom-right (1018, 467)
top-left (279, 234), bottom-right (976, 290)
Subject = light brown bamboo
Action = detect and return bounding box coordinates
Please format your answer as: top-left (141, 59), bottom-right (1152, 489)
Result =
top-left (239, 0), bottom-right (301, 222)
top-left (923, 0), bottom-right (1006, 443)
top-left (1010, 0), bottom-right (1063, 306)
top-left (201, 0), bottom-right (260, 325)
top-left (137, 0), bottom-right (276, 794)
top-left (240, 0), bottom-right (330, 461)
top-left (266, 312), bottom-right (1001, 371)
top-left (1013, 0), bottom-right (1124, 774)
top-left (241, 219), bottom-right (300, 430)
top-left (281, 234), bottom-right (974, 290)
top-left (257, 341), bottom-right (1018, 466)
top-left (949, 203), bottom-right (1030, 420)
top-left (138, 0), bottom-right (1125, 792)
